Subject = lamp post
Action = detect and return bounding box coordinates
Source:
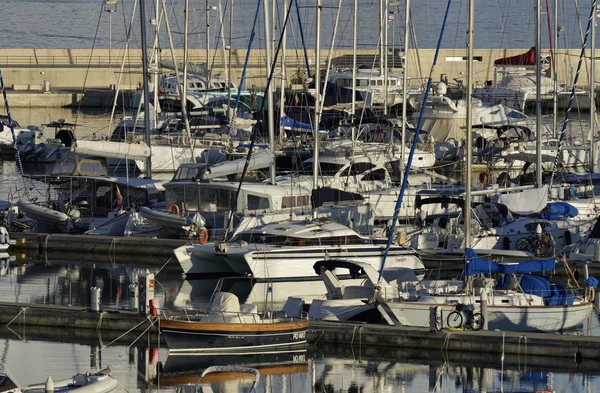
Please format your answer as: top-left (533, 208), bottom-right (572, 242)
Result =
top-left (104, 0), bottom-right (118, 66)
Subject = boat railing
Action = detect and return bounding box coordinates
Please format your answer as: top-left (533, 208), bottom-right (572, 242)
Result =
top-left (164, 307), bottom-right (308, 324)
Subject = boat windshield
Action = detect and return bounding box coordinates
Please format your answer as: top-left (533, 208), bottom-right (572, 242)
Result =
top-left (167, 185), bottom-right (235, 213)
top-left (231, 233), bottom-right (367, 246)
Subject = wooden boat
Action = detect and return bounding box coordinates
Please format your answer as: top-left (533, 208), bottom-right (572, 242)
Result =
top-left (160, 292), bottom-right (309, 353)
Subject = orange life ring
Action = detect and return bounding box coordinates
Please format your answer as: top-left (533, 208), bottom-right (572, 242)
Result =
top-left (198, 229), bottom-right (209, 245)
top-left (167, 204), bottom-right (180, 215)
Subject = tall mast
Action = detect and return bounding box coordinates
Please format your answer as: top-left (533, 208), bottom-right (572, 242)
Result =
top-left (351, 0), bottom-right (357, 141)
top-left (590, 2), bottom-right (596, 173)
top-left (227, 0), bottom-right (234, 122)
top-left (553, 0), bottom-right (558, 138)
top-left (279, 0), bottom-right (288, 140)
top-left (400, 0), bottom-right (410, 181)
top-left (465, 0), bottom-right (474, 248)
top-left (313, 0), bottom-right (322, 218)
top-left (383, 0), bottom-right (389, 115)
top-left (263, 0), bottom-right (276, 184)
top-left (140, 0), bottom-right (152, 178)
top-left (182, 0), bottom-right (192, 146)
top-left (535, 0), bottom-right (543, 186)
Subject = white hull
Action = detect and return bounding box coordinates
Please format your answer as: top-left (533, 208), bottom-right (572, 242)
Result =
top-left (388, 299), bottom-right (592, 332)
top-left (187, 243), bottom-right (423, 278)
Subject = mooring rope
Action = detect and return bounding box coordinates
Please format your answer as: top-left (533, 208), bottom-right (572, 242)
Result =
top-left (6, 307), bottom-right (28, 328)
top-left (89, 317), bottom-right (151, 360)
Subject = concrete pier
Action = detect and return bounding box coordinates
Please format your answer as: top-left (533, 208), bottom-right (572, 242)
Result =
top-left (10, 232), bottom-right (187, 260)
top-left (308, 320), bottom-right (600, 361)
top-left (1, 300), bottom-right (598, 363)
top-left (1, 48), bottom-right (597, 107)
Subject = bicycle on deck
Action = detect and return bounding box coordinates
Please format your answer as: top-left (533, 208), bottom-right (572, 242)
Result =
top-left (446, 303), bottom-right (484, 331)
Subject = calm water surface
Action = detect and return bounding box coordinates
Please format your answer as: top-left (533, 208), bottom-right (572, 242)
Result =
top-left (1, 0), bottom-right (595, 51)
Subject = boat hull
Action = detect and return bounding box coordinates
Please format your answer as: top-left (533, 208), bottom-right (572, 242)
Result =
top-left (160, 319), bottom-right (309, 353)
top-left (388, 300), bottom-right (592, 332)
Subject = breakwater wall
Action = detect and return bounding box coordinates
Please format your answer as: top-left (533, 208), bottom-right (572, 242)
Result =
top-left (0, 48), bottom-right (596, 107)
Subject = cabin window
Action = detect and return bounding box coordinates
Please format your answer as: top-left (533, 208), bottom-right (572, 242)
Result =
top-left (389, 79), bottom-right (397, 86)
top-left (357, 79), bottom-right (368, 87)
top-left (377, 80), bottom-right (383, 86)
top-left (281, 195), bottom-right (310, 208)
top-left (370, 80), bottom-right (376, 86)
top-left (348, 162), bottom-right (375, 176)
top-left (247, 195), bottom-right (270, 210)
top-left (361, 168), bottom-right (387, 181)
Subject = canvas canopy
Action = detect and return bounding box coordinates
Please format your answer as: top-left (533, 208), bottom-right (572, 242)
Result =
top-left (465, 248), bottom-right (555, 276)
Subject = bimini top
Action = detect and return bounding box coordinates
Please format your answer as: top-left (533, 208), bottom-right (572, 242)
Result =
top-left (465, 248), bottom-right (555, 277)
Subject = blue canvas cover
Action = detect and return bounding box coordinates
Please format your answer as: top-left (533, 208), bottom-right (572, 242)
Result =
top-left (280, 116), bottom-right (313, 131)
top-left (540, 202), bottom-right (578, 220)
top-left (465, 248), bottom-right (556, 276)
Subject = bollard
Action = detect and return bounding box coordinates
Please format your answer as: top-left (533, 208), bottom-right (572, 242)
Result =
top-left (139, 273), bottom-right (155, 315)
top-left (594, 242), bottom-right (600, 263)
top-left (480, 291), bottom-right (488, 331)
top-left (90, 287), bottom-right (102, 312)
top-left (429, 306), bottom-right (436, 332)
top-left (45, 377), bottom-right (54, 393)
top-left (129, 284), bottom-right (139, 311)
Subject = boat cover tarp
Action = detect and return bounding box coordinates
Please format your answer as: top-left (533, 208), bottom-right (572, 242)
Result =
top-left (494, 47), bottom-right (536, 67)
top-left (74, 140), bottom-right (151, 160)
top-left (209, 292), bottom-right (240, 313)
top-left (539, 202), bottom-right (578, 220)
top-left (280, 116), bottom-right (313, 131)
top-left (202, 150), bottom-right (274, 180)
top-left (465, 248), bottom-right (555, 276)
top-left (497, 185), bottom-right (548, 215)
top-left (496, 274), bottom-right (551, 297)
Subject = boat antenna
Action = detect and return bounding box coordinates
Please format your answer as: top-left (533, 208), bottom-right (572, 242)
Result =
top-left (377, 0), bottom-right (454, 284)
top-left (223, 0), bottom-right (296, 240)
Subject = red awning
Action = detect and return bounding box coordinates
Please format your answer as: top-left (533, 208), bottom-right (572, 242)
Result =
top-left (494, 47), bottom-right (536, 66)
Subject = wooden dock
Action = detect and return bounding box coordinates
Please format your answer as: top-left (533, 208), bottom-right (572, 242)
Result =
top-left (1, 301), bottom-right (599, 363)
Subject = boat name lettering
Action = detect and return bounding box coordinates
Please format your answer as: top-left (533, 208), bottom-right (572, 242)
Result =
top-left (293, 331), bottom-right (306, 340)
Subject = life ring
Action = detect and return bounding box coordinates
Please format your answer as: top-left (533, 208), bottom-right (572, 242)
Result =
top-left (198, 229), bottom-right (209, 245)
top-left (167, 204), bottom-right (180, 215)
top-left (586, 286), bottom-right (595, 302)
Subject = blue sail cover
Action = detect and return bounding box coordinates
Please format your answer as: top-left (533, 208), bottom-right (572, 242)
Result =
top-left (465, 248), bottom-right (556, 276)
top-left (280, 116), bottom-right (313, 132)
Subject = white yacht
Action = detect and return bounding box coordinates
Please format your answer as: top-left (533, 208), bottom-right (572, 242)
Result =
top-left (307, 255), bottom-right (593, 332)
top-left (174, 219), bottom-right (424, 278)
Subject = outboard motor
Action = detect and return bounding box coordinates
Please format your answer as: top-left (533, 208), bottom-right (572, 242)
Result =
top-left (33, 143), bottom-right (47, 158)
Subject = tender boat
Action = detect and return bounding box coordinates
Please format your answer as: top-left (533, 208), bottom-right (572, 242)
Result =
top-left (0, 368), bottom-right (118, 393)
top-left (160, 292), bottom-right (308, 353)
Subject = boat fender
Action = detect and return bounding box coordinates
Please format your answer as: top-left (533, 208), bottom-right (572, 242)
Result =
top-left (167, 204), bottom-right (180, 215)
top-left (479, 172), bottom-right (489, 184)
top-left (587, 287), bottom-right (595, 302)
top-left (564, 230), bottom-right (573, 246)
top-left (502, 237), bottom-right (510, 250)
top-left (198, 229), bottom-right (209, 245)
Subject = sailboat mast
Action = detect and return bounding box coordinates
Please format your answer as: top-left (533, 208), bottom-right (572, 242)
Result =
top-left (279, 0), bottom-right (288, 140)
top-left (590, 3), bottom-right (596, 173)
top-left (263, 0), bottom-right (276, 184)
top-left (351, 0), bottom-right (357, 141)
top-left (400, 0), bottom-right (410, 181)
top-left (465, 0), bottom-right (473, 248)
top-left (536, 0), bottom-right (543, 186)
top-left (140, 0), bottom-right (152, 178)
top-left (313, 0), bottom-right (322, 210)
top-left (182, 0), bottom-right (192, 145)
top-left (383, 0), bottom-right (389, 115)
